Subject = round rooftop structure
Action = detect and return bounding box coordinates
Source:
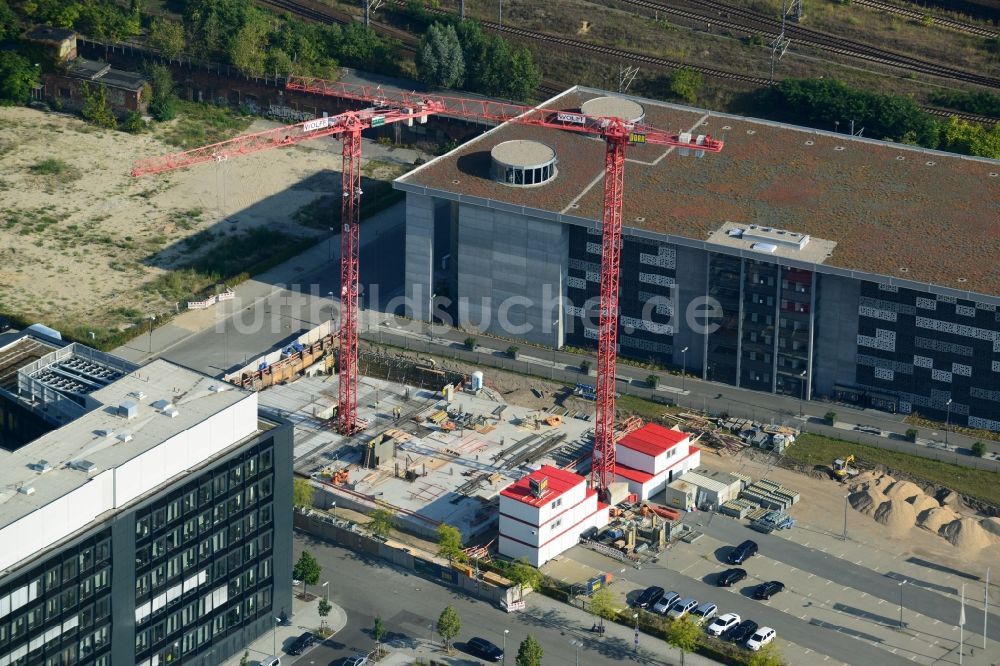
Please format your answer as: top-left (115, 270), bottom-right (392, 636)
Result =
top-left (490, 140), bottom-right (557, 187)
top-left (581, 96), bottom-right (645, 123)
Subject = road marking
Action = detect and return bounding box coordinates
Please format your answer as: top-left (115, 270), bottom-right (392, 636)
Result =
top-left (808, 573), bottom-right (815, 579)
top-left (826, 580), bottom-right (833, 586)
top-left (823, 656), bottom-right (829, 661)
top-left (803, 542), bottom-right (810, 546)
top-left (878, 599), bottom-right (885, 605)
top-left (860, 592), bottom-right (868, 598)
top-left (856, 560), bottom-right (864, 565)
top-left (783, 608), bottom-right (790, 612)
top-left (804, 649), bottom-right (812, 654)
top-left (932, 619), bottom-right (939, 625)
top-left (801, 614), bottom-right (808, 619)
top-left (891, 648), bottom-right (898, 654)
top-left (842, 586), bottom-right (850, 591)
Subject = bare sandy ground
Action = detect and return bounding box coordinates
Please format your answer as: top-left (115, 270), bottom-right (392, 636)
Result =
top-left (0, 108), bottom-right (356, 329)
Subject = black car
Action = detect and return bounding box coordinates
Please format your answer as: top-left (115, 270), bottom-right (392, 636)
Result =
top-left (288, 631), bottom-right (316, 655)
top-left (727, 540), bottom-right (759, 565)
top-left (753, 581), bottom-right (785, 600)
top-left (633, 585), bottom-right (666, 609)
top-left (717, 568), bottom-right (748, 587)
top-left (725, 619), bottom-right (759, 643)
top-left (467, 637), bottom-right (504, 662)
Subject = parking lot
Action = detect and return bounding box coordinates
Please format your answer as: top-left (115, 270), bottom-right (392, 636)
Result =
top-left (544, 510), bottom-right (999, 666)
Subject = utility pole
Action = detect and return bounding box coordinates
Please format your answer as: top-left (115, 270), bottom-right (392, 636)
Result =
top-left (842, 494), bottom-right (849, 541)
top-left (461, 0), bottom-right (465, 19)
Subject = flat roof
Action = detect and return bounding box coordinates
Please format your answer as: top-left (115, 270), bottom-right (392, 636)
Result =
top-left (397, 86), bottom-right (1000, 298)
top-left (678, 468), bottom-right (740, 493)
top-left (617, 423), bottom-right (690, 457)
top-left (0, 357), bottom-right (252, 531)
top-left (500, 465), bottom-right (583, 507)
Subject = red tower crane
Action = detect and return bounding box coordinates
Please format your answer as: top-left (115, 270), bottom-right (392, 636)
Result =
top-left (132, 80), bottom-right (723, 495)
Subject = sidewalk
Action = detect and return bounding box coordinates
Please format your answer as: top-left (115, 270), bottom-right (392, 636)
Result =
top-left (221, 595), bottom-right (347, 666)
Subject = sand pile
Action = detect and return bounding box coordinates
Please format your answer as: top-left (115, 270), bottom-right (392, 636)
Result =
top-left (850, 488), bottom-right (888, 516)
top-left (980, 517), bottom-right (1000, 538)
top-left (938, 490), bottom-right (963, 509)
top-left (850, 471), bottom-right (878, 491)
top-left (874, 499), bottom-right (917, 533)
top-left (885, 480), bottom-right (923, 502)
top-left (939, 517), bottom-right (994, 550)
top-left (910, 494), bottom-right (940, 515)
top-left (918, 506), bottom-right (960, 532)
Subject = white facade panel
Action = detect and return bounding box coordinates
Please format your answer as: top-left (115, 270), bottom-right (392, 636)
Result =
top-left (615, 447), bottom-right (656, 474)
top-left (498, 495), bottom-right (540, 525)
top-left (535, 484), bottom-right (585, 526)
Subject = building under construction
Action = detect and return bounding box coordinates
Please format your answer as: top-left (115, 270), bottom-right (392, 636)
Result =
top-left (396, 86), bottom-right (1000, 431)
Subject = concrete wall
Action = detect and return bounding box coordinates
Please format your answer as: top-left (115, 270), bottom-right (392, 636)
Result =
top-left (405, 192), bottom-right (437, 321)
top-left (455, 204), bottom-right (568, 347)
top-left (813, 273), bottom-right (861, 396)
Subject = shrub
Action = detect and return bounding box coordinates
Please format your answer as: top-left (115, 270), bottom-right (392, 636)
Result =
top-left (580, 360), bottom-right (592, 374)
top-left (464, 336), bottom-right (477, 350)
top-left (824, 411), bottom-right (837, 424)
top-left (971, 441), bottom-right (986, 457)
top-left (905, 428), bottom-right (919, 442)
top-left (506, 345), bottom-right (519, 358)
top-left (646, 374), bottom-right (659, 389)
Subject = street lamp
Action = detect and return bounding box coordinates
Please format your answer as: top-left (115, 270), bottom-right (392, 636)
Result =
top-left (898, 579), bottom-right (906, 629)
top-left (502, 628), bottom-right (509, 665)
top-left (148, 314), bottom-right (157, 353)
top-left (842, 493), bottom-right (850, 541)
top-left (322, 580), bottom-right (329, 603)
top-left (799, 369), bottom-right (807, 417)
top-left (328, 226), bottom-right (334, 260)
top-left (945, 398), bottom-right (953, 447)
top-left (633, 612), bottom-right (639, 652)
top-left (569, 639), bottom-right (583, 666)
top-left (680, 347), bottom-right (689, 392)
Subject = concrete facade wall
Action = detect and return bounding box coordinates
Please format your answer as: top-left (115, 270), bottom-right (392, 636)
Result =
top-left (674, 244), bottom-right (708, 373)
top-left (813, 273), bottom-right (861, 396)
top-left (405, 193), bottom-right (437, 321)
top-left (455, 204), bottom-right (568, 347)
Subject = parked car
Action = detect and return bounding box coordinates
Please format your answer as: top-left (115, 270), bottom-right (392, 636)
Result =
top-left (746, 626), bottom-right (776, 651)
top-left (727, 540), bottom-right (759, 565)
top-left (288, 632), bottom-right (315, 655)
top-left (344, 656), bottom-right (369, 666)
top-left (652, 591), bottom-right (680, 615)
top-left (466, 637), bottom-right (504, 662)
top-left (707, 613), bottom-right (741, 637)
top-left (259, 657), bottom-right (280, 666)
top-left (726, 619), bottom-right (758, 644)
top-left (717, 568), bottom-right (748, 587)
top-left (667, 597), bottom-right (698, 620)
top-left (633, 586), bottom-right (665, 609)
top-left (753, 581), bottom-right (786, 600)
top-left (691, 602), bottom-right (718, 625)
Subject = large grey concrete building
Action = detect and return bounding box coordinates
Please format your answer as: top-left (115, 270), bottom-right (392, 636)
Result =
top-left (0, 331), bottom-right (292, 665)
top-left (395, 86), bottom-right (1000, 430)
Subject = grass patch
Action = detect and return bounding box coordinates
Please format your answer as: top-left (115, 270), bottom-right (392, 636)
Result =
top-left (294, 184), bottom-right (404, 230)
top-left (616, 393), bottom-right (682, 420)
top-left (29, 158), bottom-right (81, 182)
top-left (786, 432), bottom-right (1000, 505)
top-left (185, 227), bottom-right (312, 277)
top-left (158, 101), bottom-right (254, 149)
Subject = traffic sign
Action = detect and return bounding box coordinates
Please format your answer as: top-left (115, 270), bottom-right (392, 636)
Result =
top-left (371, 115), bottom-right (386, 127)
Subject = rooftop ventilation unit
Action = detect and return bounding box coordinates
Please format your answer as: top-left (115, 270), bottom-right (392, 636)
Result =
top-left (31, 460), bottom-right (53, 473)
top-left (70, 459), bottom-right (97, 473)
top-left (152, 399), bottom-right (174, 410)
top-left (529, 476), bottom-right (548, 499)
top-left (116, 431), bottom-right (133, 443)
top-left (208, 385), bottom-right (227, 394)
top-left (752, 242), bottom-right (778, 254)
top-left (17, 485), bottom-right (35, 496)
top-left (130, 390), bottom-right (146, 400)
top-left (118, 400), bottom-right (138, 420)
top-left (727, 228), bottom-right (744, 238)
top-left (163, 405), bottom-right (179, 419)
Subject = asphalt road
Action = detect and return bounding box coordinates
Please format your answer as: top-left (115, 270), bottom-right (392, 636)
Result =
top-left (695, 515), bottom-right (999, 642)
top-left (288, 533), bottom-right (700, 666)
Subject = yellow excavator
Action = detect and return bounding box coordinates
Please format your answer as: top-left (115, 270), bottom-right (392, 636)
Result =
top-left (832, 455), bottom-right (859, 481)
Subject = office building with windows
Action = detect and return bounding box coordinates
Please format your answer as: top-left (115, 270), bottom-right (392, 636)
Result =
top-left (0, 331), bottom-right (292, 665)
top-left (396, 86), bottom-right (1000, 430)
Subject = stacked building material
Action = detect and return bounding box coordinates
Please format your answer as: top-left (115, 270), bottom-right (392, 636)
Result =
top-left (739, 479), bottom-right (800, 510)
top-left (720, 499), bottom-right (756, 519)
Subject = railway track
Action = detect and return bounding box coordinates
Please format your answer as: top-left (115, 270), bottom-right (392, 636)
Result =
top-left (256, 0), bottom-right (997, 124)
top-left (852, 0), bottom-right (999, 39)
top-left (620, 0), bottom-right (1000, 89)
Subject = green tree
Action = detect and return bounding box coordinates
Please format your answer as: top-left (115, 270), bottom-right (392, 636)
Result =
top-left (747, 642), bottom-right (786, 666)
top-left (503, 43), bottom-right (541, 101)
top-left (293, 550), bottom-right (322, 597)
top-left (515, 635), bottom-right (543, 666)
top-left (464, 336), bottom-right (477, 350)
top-left (149, 18), bottom-right (186, 59)
top-left (507, 560), bottom-right (543, 600)
top-left (317, 597), bottom-right (332, 631)
top-left (417, 22), bottom-right (465, 89)
top-left (369, 508), bottom-right (396, 537)
top-left (292, 477), bottom-right (313, 508)
top-left (646, 374), bottom-right (659, 389)
top-left (122, 110), bottom-right (145, 133)
top-left (146, 64), bottom-right (177, 121)
top-left (266, 48), bottom-right (294, 78)
top-left (0, 52), bottom-right (39, 106)
top-left (938, 115), bottom-right (1000, 159)
top-left (668, 68), bottom-right (702, 104)
top-left (437, 523), bottom-right (466, 561)
top-left (0, 0), bottom-right (20, 41)
top-left (665, 616), bottom-right (701, 666)
top-left (588, 587), bottom-right (618, 629)
top-left (80, 82), bottom-right (117, 129)
top-left (971, 441), bottom-right (987, 457)
top-left (238, 650), bottom-right (250, 666)
top-left (373, 615), bottom-right (386, 654)
top-left (229, 11), bottom-right (269, 77)
top-left (436, 605), bottom-right (461, 650)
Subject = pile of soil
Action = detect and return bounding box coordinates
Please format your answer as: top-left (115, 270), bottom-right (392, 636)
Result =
top-left (873, 498), bottom-right (917, 534)
top-left (849, 488), bottom-right (888, 516)
top-left (885, 480), bottom-right (923, 502)
top-left (918, 506), bottom-right (960, 533)
top-left (939, 517), bottom-right (995, 550)
top-left (981, 517), bottom-right (1000, 538)
top-left (910, 494), bottom-right (941, 515)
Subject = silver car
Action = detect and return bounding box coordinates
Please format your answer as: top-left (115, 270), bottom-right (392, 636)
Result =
top-left (652, 591), bottom-right (680, 615)
top-left (667, 597), bottom-right (698, 620)
top-left (691, 602), bottom-right (718, 625)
